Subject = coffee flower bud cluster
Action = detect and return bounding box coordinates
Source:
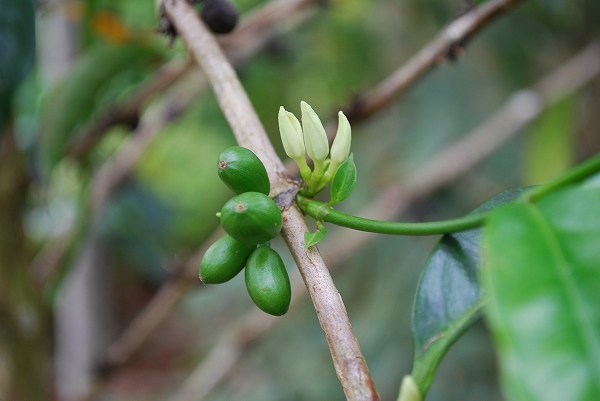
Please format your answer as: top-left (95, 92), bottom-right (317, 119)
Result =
top-left (278, 101), bottom-right (351, 196)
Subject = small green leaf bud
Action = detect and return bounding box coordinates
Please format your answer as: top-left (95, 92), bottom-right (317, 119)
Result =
top-left (301, 101), bottom-right (329, 166)
top-left (398, 375), bottom-right (422, 401)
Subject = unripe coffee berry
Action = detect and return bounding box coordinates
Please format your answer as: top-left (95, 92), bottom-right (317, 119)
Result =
top-left (199, 234), bottom-right (256, 284)
top-left (220, 192), bottom-right (282, 245)
top-left (218, 146), bottom-right (270, 196)
top-left (245, 247), bottom-right (291, 316)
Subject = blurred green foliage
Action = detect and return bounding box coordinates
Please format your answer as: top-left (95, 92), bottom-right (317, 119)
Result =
top-left (134, 96), bottom-right (235, 250)
top-left (0, 0), bottom-right (35, 132)
top-left (9, 0), bottom-right (600, 399)
top-left (523, 97), bottom-right (575, 185)
top-left (38, 43), bottom-right (163, 174)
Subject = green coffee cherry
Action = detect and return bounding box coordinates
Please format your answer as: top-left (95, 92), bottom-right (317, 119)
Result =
top-left (199, 234), bottom-right (256, 284)
top-left (218, 146), bottom-right (270, 196)
top-left (245, 247), bottom-right (291, 316)
top-left (221, 192), bottom-right (283, 245)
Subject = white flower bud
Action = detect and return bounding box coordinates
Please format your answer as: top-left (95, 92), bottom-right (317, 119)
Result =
top-left (301, 101), bottom-right (329, 164)
top-left (330, 111), bottom-right (351, 167)
top-left (320, 111), bottom-right (352, 184)
top-left (278, 106), bottom-right (304, 160)
top-left (278, 105), bottom-right (311, 182)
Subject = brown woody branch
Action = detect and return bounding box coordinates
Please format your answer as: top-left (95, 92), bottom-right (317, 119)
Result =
top-left (162, 1), bottom-right (379, 400)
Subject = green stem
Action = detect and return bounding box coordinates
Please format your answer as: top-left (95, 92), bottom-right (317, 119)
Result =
top-left (294, 156), bottom-right (312, 183)
top-left (297, 152), bottom-right (600, 236)
top-left (320, 159), bottom-right (340, 186)
top-left (297, 196), bottom-right (486, 236)
top-left (520, 152), bottom-right (600, 202)
top-left (303, 161), bottom-right (325, 197)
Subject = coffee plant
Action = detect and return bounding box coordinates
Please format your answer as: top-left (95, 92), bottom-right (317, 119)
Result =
top-left (1, 0), bottom-right (599, 400)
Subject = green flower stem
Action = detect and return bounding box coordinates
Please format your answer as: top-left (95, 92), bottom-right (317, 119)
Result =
top-left (304, 160), bottom-right (326, 196)
top-left (297, 153), bottom-right (600, 236)
top-left (297, 196), bottom-right (486, 236)
top-left (312, 159), bottom-right (325, 182)
top-left (321, 161), bottom-right (339, 185)
top-left (520, 152), bottom-right (600, 202)
top-left (295, 157), bottom-right (312, 182)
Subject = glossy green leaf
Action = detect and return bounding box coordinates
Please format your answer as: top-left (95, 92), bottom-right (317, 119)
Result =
top-left (38, 43), bottom-right (161, 175)
top-left (0, 0), bottom-right (35, 132)
top-left (329, 154), bottom-right (356, 206)
top-left (411, 187), bottom-right (528, 395)
top-left (482, 186), bottom-right (600, 401)
top-left (304, 220), bottom-right (327, 248)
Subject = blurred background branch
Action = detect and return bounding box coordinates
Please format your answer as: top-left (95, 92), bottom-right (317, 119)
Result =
top-left (344, 0), bottom-right (526, 123)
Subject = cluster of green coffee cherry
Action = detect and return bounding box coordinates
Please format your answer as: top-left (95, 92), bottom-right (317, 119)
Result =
top-left (199, 146), bottom-right (291, 316)
top-left (199, 101), bottom-right (353, 315)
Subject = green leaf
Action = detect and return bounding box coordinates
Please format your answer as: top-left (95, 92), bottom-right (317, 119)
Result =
top-left (523, 97), bottom-right (575, 186)
top-left (38, 43), bottom-right (162, 175)
top-left (329, 154), bottom-right (356, 206)
top-left (482, 186), bottom-right (600, 401)
top-left (304, 221), bottom-right (327, 248)
top-left (411, 187), bottom-right (528, 395)
top-left (0, 0), bottom-right (35, 132)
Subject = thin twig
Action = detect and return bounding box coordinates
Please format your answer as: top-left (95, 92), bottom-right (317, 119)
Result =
top-left (104, 227), bottom-right (223, 367)
top-left (39, 0), bottom-right (321, 400)
top-left (166, 269), bottom-right (306, 401)
top-left (403, 41), bottom-right (600, 196)
top-left (66, 58), bottom-right (192, 160)
top-left (344, 0), bottom-right (526, 123)
top-left (89, 102), bottom-right (178, 213)
top-left (165, 41), bottom-right (600, 401)
top-left (163, 1), bottom-right (379, 400)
